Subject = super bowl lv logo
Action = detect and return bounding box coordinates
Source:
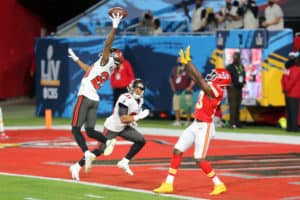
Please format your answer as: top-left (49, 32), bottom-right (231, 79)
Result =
top-left (40, 45), bottom-right (61, 99)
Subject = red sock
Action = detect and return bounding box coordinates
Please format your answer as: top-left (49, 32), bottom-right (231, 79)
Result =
top-left (168, 153), bottom-right (183, 175)
top-left (199, 160), bottom-right (216, 178)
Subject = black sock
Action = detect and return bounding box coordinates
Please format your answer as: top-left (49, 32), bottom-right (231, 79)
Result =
top-left (125, 140), bottom-right (146, 160)
top-left (72, 126), bottom-right (88, 152)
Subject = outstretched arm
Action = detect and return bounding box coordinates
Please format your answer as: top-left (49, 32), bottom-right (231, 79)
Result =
top-left (68, 48), bottom-right (90, 72)
top-left (118, 103), bottom-right (150, 123)
top-left (100, 13), bottom-right (123, 66)
top-left (75, 60), bottom-right (90, 72)
top-left (185, 62), bottom-right (213, 97)
top-left (179, 47), bottom-right (214, 97)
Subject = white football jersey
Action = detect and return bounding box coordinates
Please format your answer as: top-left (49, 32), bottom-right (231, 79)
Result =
top-left (78, 56), bottom-right (115, 101)
top-left (104, 92), bottom-right (144, 132)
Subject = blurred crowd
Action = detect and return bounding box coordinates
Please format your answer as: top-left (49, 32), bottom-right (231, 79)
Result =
top-left (134, 0), bottom-right (284, 35)
top-left (187, 0), bottom-right (284, 32)
top-left (135, 11), bottom-right (162, 35)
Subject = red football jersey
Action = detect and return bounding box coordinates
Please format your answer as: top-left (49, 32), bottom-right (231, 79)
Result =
top-left (193, 82), bottom-right (224, 122)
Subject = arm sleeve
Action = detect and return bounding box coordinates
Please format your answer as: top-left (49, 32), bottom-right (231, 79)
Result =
top-left (118, 103), bottom-right (129, 116)
top-left (285, 68), bottom-right (298, 92)
top-left (281, 74), bottom-right (287, 92)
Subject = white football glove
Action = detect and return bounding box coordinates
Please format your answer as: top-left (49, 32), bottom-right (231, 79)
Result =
top-left (68, 48), bottom-right (79, 62)
top-left (129, 121), bottom-right (138, 128)
top-left (109, 13), bottom-right (123, 29)
top-left (133, 109), bottom-right (150, 121)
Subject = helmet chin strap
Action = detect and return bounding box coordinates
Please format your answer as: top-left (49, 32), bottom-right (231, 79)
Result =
top-left (132, 90), bottom-right (144, 99)
top-left (133, 93), bottom-right (141, 99)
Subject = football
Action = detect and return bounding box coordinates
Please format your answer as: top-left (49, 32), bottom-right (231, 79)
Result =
top-left (108, 7), bottom-right (128, 19)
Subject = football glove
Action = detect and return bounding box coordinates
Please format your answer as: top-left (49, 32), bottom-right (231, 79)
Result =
top-left (110, 13), bottom-right (123, 29)
top-left (130, 121), bottom-right (138, 128)
top-left (133, 109), bottom-right (150, 121)
top-left (179, 49), bottom-right (188, 65)
top-left (185, 45), bottom-right (191, 62)
top-left (68, 48), bottom-right (79, 62)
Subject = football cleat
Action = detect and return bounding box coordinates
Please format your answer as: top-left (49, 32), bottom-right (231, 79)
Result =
top-left (69, 163), bottom-right (81, 181)
top-left (210, 183), bottom-right (227, 195)
top-left (84, 151), bottom-right (96, 173)
top-left (153, 182), bottom-right (174, 193)
top-left (117, 159), bottom-right (134, 176)
top-left (103, 138), bottom-right (116, 156)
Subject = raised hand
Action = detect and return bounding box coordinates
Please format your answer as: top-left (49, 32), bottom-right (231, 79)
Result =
top-left (179, 49), bottom-right (187, 64)
top-left (68, 48), bottom-right (79, 62)
top-left (109, 13), bottom-right (123, 29)
top-left (185, 45), bottom-right (191, 62)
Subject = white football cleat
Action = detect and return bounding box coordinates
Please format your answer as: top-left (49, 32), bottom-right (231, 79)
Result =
top-left (84, 151), bottom-right (96, 173)
top-left (69, 163), bottom-right (81, 181)
top-left (117, 158), bottom-right (134, 176)
top-left (104, 138), bottom-right (116, 156)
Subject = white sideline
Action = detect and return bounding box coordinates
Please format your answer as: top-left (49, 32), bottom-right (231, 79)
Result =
top-left (5, 125), bottom-right (300, 145)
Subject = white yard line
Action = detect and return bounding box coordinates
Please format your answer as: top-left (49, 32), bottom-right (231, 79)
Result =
top-left (84, 194), bottom-right (104, 199)
top-left (24, 198), bottom-right (42, 200)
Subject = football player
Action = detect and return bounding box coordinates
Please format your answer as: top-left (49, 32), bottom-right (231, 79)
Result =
top-left (153, 46), bottom-right (231, 196)
top-left (70, 78), bottom-right (150, 181)
top-left (68, 13), bottom-right (124, 174)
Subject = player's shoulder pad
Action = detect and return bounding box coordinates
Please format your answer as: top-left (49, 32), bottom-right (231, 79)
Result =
top-left (119, 93), bottom-right (135, 105)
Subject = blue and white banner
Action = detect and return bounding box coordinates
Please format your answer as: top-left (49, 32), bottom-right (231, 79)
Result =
top-left (35, 29), bottom-right (293, 117)
top-left (35, 38), bottom-right (69, 117)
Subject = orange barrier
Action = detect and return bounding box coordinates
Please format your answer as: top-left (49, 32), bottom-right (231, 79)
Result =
top-left (45, 109), bottom-right (52, 129)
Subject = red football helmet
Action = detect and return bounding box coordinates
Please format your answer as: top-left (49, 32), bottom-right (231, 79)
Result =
top-left (205, 68), bottom-right (231, 86)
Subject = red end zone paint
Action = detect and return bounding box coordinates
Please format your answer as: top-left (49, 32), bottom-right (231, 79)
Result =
top-left (0, 129), bottom-right (300, 199)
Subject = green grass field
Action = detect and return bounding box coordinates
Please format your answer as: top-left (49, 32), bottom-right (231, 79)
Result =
top-left (0, 174), bottom-right (183, 200)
